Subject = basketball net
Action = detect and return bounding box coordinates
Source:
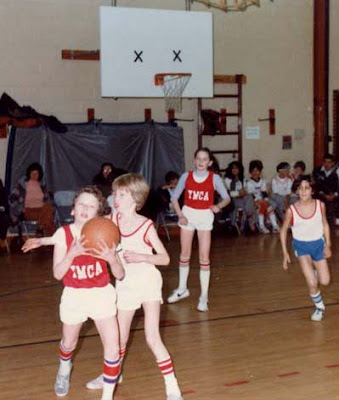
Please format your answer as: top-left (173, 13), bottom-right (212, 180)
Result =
top-left (156, 74), bottom-right (191, 113)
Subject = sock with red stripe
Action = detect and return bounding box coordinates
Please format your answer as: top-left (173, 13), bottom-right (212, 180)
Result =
top-left (178, 258), bottom-right (190, 290)
top-left (102, 358), bottom-right (120, 400)
top-left (58, 341), bottom-right (74, 375)
top-left (157, 357), bottom-right (181, 396)
top-left (199, 261), bottom-right (210, 299)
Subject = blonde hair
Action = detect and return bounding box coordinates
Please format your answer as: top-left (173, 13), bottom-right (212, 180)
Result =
top-left (112, 173), bottom-right (149, 211)
top-left (73, 185), bottom-right (106, 216)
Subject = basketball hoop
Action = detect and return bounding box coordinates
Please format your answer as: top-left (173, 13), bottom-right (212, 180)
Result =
top-left (154, 73), bottom-right (192, 113)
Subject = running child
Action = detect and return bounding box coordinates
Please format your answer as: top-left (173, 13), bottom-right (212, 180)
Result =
top-left (280, 175), bottom-right (331, 321)
top-left (86, 173), bottom-right (183, 400)
top-left (167, 147), bottom-right (230, 312)
top-left (22, 186), bottom-right (125, 399)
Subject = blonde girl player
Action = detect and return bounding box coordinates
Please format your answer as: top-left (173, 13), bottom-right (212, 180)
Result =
top-left (280, 175), bottom-right (331, 322)
top-left (22, 186), bottom-right (125, 400)
top-left (167, 147), bottom-right (230, 312)
top-left (86, 173), bottom-right (183, 400)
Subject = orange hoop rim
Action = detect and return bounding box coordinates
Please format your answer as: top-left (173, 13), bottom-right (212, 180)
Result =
top-left (154, 73), bottom-right (192, 86)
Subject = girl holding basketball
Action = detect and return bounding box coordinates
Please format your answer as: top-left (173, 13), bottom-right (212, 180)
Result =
top-left (86, 173), bottom-right (183, 400)
top-left (167, 147), bottom-right (230, 312)
top-left (280, 176), bottom-right (331, 322)
top-left (23, 186), bottom-right (125, 400)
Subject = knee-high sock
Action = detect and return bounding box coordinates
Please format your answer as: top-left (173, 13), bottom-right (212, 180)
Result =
top-left (310, 291), bottom-right (325, 310)
top-left (102, 358), bottom-right (120, 400)
top-left (178, 258), bottom-right (190, 290)
top-left (199, 262), bottom-right (211, 299)
top-left (58, 341), bottom-right (74, 375)
top-left (157, 357), bottom-right (181, 396)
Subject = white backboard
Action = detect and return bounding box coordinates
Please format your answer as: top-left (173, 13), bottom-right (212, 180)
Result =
top-left (100, 6), bottom-right (214, 98)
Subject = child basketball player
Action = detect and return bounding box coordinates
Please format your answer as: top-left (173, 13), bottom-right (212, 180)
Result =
top-left (22, 186), bottom-right (125, 399)
top-left (280, 175), bottom-right (331, 321)
top-left (86, 173), bottom-right (183, 400)
top-left (167, 147), bottom-right (230, 312)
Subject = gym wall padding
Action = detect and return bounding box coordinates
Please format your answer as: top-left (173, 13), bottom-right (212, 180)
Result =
top-left (6, 122), bottom-right (185, 193)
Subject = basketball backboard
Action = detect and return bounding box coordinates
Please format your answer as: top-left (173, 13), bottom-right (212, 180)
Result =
top-left (100, 6), bottom-right (214, 98)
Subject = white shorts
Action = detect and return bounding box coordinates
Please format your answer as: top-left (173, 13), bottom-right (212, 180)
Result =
top-left (60, 284), bottom-right (117, 325)
top-left (179, 205), bottom-right (214, 231)
top-left (116, 264), bottom-right (163, 310)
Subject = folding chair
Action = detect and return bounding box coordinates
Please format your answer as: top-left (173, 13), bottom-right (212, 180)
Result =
top-left (156, 211), bottom-right (178, 242)
top-left (53, 190), bottom-right (76, 227)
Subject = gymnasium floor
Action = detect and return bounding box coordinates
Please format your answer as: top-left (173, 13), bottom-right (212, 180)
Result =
top-left (1, 230), bottom-right (339, 400)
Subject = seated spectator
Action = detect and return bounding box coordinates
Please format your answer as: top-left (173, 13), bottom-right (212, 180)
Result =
top-left (92, 162), bottom-right (129, 199)
top-left (224, 161), bottom-right (256, 232)
top-left (244, 160), bottom-right (279, 234)
top-left (0, 179), bottom-right (10, 245)
top-left (291, 160), bottom-right (306, 181)
top-left (312, 153), bottom-right (339, 225)
top-left (270, 162), bottom-right (292, 220)
top-left (92, 162), bottom-right (114, 198)
top-left (157, 171), bottom-right (182, 214)
top-left (290, 161), bottom-right (306, 204)
top-left (9, 162), bottom-right (55, 236)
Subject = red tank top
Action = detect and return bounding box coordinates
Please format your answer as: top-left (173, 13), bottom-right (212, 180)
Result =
top-left (184, 171), bottom-right (214, 209)
top-left (62, 225), bottom-right (110, 288)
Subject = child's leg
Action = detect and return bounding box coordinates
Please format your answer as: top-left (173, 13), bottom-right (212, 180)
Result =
top-left (257, 201), bottom-right (269, 233)
top-left (197, 230), bottom-right (211, 311)
top-left (95, 316), bottom-right (121, 400)
top-left (167, 228), bottom-right (195, 303)
top-left (299, 255), bottom-right (326, 321)
top-left (55, 323), bottom-right (82, 397)
top-left (267, 202), bottom-right (279, 232)
top-left (143, 301), bottom-right (182, 399)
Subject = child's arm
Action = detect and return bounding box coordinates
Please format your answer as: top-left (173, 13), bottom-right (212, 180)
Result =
top-left (53, 236), bottom-right (89, 280)
top-left (22, 236), bottom-right (55, 253)
top-left (321, 202), bottom-right (332, 258)
top-left (171, 198), bottom-right (188, 225)
top-left (123, 225), bottom-right (170, 266)
top-left (92, 240), bottom-right (125, 280)
top-left (279, 208), bottom-right (293, 270)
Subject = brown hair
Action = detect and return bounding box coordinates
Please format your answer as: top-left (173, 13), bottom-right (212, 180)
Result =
top-left (73, 185), bottom-right (106, 216)
top-left (112, 173), bottom-right (149, 211)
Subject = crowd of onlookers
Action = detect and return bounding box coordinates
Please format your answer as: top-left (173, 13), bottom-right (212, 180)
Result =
top-left (1, 152), bottom-right (339, 250)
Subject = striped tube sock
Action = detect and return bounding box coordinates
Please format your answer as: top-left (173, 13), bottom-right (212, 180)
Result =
top-left (310, 291), bottom-right (325, 310)
top-left (102, 358), bottom-right (120, 400)
top-left (178, 258), bottom-right (190, 290)
top-left (58, 341), bottom-right (74, 374)
top-left (119, 347), bottom-right (126, 364)
top-left (199, 262), bottom-right (211, 299)
top-left (157, 357), bottom-right (181, 396)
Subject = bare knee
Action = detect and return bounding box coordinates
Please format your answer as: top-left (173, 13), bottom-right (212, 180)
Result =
top-left (319, 275), bottom-right (331, 286)
top-left (145, 332), bottom-right (162, 352)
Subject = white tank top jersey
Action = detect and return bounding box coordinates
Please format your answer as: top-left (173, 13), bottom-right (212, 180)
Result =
top-left (112, 213), bottom-right (155, 268)
top-left (290, 199), bottom-right (324, 241)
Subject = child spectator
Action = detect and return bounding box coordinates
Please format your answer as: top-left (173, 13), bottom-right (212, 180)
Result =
top-left (245, 160), bottom-right (279, 234)
top-left (157, 171), bottom-right (181, 213)
top-left (224, 161), bottom-right (256, 232)
top-left (270, 162), bottom-right (292, 220)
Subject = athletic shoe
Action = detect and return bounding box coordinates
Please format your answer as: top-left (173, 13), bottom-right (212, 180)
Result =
top-left (197, 296), bottom-right (209, 312)
top-left (86, 373), bottom-right (123, 390)
top-left (311, 308), bottom-right (324, 322)
top-left (55, 363), bottom-right (72, 397)
top-left (167, 395), bottom-right (183, 400)
top-left (167, 289), bottom-right (190, 304)
top-left (259, 225), bottom-right (270, 234)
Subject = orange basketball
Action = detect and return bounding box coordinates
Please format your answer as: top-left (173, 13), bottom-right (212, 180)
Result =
top-left (81, 217), bottom-right (120, 253)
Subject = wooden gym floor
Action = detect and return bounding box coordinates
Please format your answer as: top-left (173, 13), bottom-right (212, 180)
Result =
top-left (1, 230), bottom-right (339, 400)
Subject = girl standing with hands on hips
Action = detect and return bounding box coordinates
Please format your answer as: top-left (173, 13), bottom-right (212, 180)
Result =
top-left (167, 147), bottom-right (230, 312)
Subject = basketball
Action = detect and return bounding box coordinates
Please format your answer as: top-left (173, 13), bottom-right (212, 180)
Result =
top-left (81, 217), bottom-right (120, 253)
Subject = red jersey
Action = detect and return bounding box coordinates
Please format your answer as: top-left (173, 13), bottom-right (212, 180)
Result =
top-left (184, 171), bottom-right (214, 209)
top-left (62, 225), bottom-right (110, 288)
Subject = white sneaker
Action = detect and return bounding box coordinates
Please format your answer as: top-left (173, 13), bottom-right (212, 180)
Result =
top-left (259, 225), bottom-right (270, 234)
top-left (86, 373), bottom-right (123, 390)
top-left (55, 363), bottom-right (72, 397)
top-left (167, 288), bottom-right (190, 304)
top-left (311, 308), bottom-right (324, 322)
top-left (197, 296), bottom-right (209, 312)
